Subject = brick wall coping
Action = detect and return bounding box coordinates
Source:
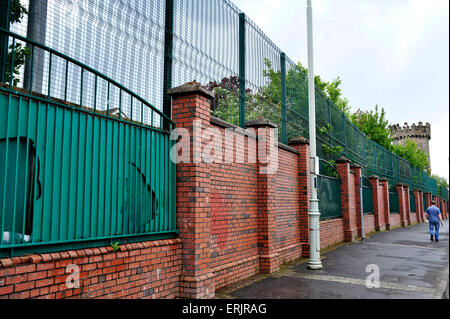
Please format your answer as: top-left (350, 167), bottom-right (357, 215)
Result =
top-left (335, 157), bottom-right (351, 164)
top-left (369, 175), bottom-right (380, 179)
top-left (0, 238), bottom-right (182, 268)
top-left (288, 136), bottom-right (309, 145)
top-left (167, 82), bottom-right (215, 99)
top-left (210, 116), bottom-right (257, 139)
top-left (210, 116), bottom-right (298, 155)
top-left (244, 119), bottom-right (277, 128)
top-left (350, 163), bottom-right (362, 169)
top-left (278, 143), bottom-right (300, 155)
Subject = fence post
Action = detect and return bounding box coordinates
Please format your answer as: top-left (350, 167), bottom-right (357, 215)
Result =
top-left (0, 0), bottom-right (10, 83)
top-left (163, 0), bottom-right (174, 130)
top-left (238, 12), bottom-right (246, 128)
top-left (280, 52), bottom-right (287, 144)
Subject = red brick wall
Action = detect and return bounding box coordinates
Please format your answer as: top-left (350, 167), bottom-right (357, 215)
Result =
top-left (0, 239), bottom-right (181, 299)
top-left (390, 214), bottom-right (402, 228)
top-left (209, 123), bottom-right (259, 289)
top-left (209, 121), bottom-right (301, 288)
top-left (320, 218), bottom-right (345, 248)
top-left (363, 214), bottom-right (376, 234)
top-left (410, 213), bottom-right (417, 224)
top-left (274, 148), bottom-right (302, 264)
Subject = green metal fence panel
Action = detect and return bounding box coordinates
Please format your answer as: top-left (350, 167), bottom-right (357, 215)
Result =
top-left (317, 175), bottom-right (342, 220)
top-left (409, 191), bottom-right (416, 213)
top-left (0, 29), bottom-right (176, 253)
top-left (0, 92), bottom-right (176, 250)
top-left (389, 187), bottom-right (400, 214)
top-left (362, 177), bottom-right (374, 214)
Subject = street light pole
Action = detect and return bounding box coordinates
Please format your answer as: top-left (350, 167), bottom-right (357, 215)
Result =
top-left (306, 0), bottom-right (322, 270)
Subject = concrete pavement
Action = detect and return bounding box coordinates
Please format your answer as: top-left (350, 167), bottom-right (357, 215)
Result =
top-left (216, 220), bottom-right (449, 299)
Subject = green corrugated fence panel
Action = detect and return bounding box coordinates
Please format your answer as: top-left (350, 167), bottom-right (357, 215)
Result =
top-left (409, 191), bottom-right (416, 213)
top-left (0, 92), bottom-right (176, 249)
top-left (318, 175), bottom-right (342, 220)
top-left (389, 188), bottom-right (400, 214)
top-left (362, 177), bottom-right (374, 214)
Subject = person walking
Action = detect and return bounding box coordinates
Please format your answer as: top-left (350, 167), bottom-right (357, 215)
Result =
top-left (426, 200), bottom-right (444, 242)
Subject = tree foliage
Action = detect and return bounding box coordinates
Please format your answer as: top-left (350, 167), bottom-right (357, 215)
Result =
top-left (391, 139), bottom-right (429, 171)
top-left (4, 0), bottom-right (30, 86)
top-left (351, 105), bottom-right (393, 150)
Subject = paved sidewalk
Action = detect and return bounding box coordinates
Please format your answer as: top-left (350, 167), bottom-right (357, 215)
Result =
top-left (216, 220), bottom-right (449, 299)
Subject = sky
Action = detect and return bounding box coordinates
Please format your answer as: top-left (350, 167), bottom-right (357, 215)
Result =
top-left (232, 0), bottom-right (449, 180)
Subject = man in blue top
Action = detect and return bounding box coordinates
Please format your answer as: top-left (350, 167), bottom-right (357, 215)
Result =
top-left (426, 200), bottom-right (444, 242)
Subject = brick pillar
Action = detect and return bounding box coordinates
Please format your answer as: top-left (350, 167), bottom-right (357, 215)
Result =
top-left (413, 189), bottom-right (423, 223)
top-left (246, 119), bottom-right (279, 274)
top-left (435, 196), bottom-right (440, 210)
top-left (396, 184), bottom-right (407, 227)
top-left (369, 175), bottom-right (385, 231)
top-left (168, 83), bottom-right (215, 299)
top-left (336, 157), bottom-right (357, 242)
top-left (289, 137), bottom-right (310, 257)
top-left (380, 178), bottom-right (391, 230)
top-left (425, 192), bottom-right (432, 210)
top-left (404, 185), bottom-right (411, 226)
top-left (443, 200), bottom-right (448, 219)
top-left (351, 165), bottom-right (363, 237)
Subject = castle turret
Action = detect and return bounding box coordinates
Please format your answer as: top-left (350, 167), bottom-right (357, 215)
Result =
top-left (390, 122), bottom-right (431, 169)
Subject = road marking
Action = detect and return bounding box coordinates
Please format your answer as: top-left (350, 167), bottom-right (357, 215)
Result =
top-left (363, 241), bottom-right (448, 251)
top-left (279, 270), bottom-right (437, 295)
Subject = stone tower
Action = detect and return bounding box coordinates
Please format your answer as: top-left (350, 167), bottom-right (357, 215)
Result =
top-left (390, 122), bottom-right (431, 169)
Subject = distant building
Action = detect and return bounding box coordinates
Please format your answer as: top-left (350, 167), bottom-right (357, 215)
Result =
top-left (390, 122), bottom-right (431, 169)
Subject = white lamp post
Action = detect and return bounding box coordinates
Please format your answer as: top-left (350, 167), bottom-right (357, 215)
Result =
top-left (306, 0), bottom-right (323, 270)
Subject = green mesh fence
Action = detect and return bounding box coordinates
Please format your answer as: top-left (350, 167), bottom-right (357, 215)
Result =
top-left (0, 0), bottom-right (442, 199)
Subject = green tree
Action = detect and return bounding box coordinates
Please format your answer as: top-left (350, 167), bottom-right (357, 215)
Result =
top-left (3, 0), bottom-right (30, 86)
top-left (351, 105), bottom-right (393, 150)
top-left (391, 139), bottom-right (429, 171)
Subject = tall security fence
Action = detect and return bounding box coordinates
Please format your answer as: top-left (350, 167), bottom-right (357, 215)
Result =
top-left (0, 0), bottom-right (447, 254)
top-left (0, 28), bottom-right (177, 256)
top-left (1, 0), bottom-right (445, 199)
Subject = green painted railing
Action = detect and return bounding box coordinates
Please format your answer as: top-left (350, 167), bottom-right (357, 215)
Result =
top-left (0, 29), bottom-right (177, 255)
top-left (362, 177), bottom-right (374, 215)
top-left (317, 174), bottom-right (342, 220)
top-left (389, 187), bottom-right (400, 214)
top-left (409, 191), bottom-right (416, 213)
